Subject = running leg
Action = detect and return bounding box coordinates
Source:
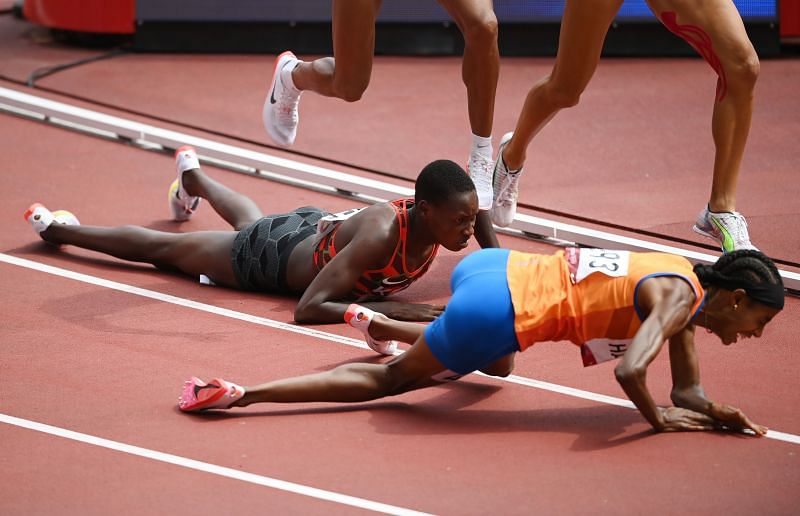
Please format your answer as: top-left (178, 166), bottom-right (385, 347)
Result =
top-left (501, 0), bottom-right (624, 170)
top-left (291, 0), bottom-right (382, 101)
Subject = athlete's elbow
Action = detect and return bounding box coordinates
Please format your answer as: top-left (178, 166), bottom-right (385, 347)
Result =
top-left (293, 302), bottom-right (321, 324)
top-left (614, 363), bottom-right (644, 385)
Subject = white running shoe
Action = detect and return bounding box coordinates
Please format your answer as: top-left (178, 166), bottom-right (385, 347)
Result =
top-left (344, 304), bottom-right (399, 356)
top-left (490, 132), bottom-right (521, 227)
top-left (467, 150), bottom-right (494, 210)
top-left (169, 145), bottom-right (202, 221)
top-left (24, 203), bottom-right (79, 234)
top-left (692, 205), bottom-right (758, 253)
top-left (262, 51), bottom-right (302, 146)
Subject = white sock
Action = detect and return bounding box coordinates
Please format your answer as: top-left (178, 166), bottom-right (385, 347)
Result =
top-left (471, 134), bottom-right (492, 159)
top-left (281, 60), bottom-right (301, 94)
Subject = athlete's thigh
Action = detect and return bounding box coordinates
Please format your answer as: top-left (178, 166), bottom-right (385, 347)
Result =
top-left (171, 231), bottom-right (239, 288)
top-left (646, 0), bottom-right (755, 62)
top-left (384, 334), bottom-right (452, 393)
top-left (331, 0), bottom-right (381, 86)
top-left (437, 0), bottom-right (495, 29)
top-left (550, 0), bottom-right (624, 90)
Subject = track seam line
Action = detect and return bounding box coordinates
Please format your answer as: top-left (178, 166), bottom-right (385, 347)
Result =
top-left (0, 414), bottom-right (431, 515)
top-left (2, 252), bottom-right (798, 445)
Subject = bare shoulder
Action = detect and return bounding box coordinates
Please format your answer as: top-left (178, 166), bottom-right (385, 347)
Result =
top-left (335, 202), bottom-right (400, 254)
top-left (637, 275), bottom-right (697, 317)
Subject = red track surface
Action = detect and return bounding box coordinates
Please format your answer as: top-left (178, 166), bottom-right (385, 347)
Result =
top-left (1, 12), bottom-right (798, 515)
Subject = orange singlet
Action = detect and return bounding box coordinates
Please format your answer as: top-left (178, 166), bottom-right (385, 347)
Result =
top-left (313, 198), bottom-right (439, 300)
top-left (506, 248), bottom-right (705, 366)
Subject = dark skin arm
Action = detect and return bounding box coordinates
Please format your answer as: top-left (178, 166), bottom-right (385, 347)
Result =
top-left (616, 277), bottom-right (766, 435)
top-left (293, 208), bottom-right (444, 324)
top-left (669, 324), bottom-right (768, 436)
top-left (615, 277), bottom-right (717, 433)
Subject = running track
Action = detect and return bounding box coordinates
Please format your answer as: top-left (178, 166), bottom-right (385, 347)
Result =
top-left (1, 11), bottom-right (798, 515)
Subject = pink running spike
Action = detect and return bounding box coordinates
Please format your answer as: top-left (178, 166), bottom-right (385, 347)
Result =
top-left (178, 377), bottom-right (244, 412)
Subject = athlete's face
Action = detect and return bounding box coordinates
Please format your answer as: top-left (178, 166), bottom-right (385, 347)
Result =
top-left (706, 290), bottom-right (780, 346)
top-left (423, 190), bottom-right (479, 251)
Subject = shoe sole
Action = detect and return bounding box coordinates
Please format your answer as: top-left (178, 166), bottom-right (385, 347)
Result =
top-left (262, 51), bottom-right (297, 146)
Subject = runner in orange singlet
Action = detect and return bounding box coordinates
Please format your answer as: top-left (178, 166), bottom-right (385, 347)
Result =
top-left (179, 248), bottom-right (784, 436)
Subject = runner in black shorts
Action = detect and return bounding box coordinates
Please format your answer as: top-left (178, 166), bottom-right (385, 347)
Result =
top-left (26, 146), bottom-right (486, 323)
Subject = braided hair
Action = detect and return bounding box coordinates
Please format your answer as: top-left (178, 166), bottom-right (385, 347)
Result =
top-left (693, 250), bottom-right (784, 310)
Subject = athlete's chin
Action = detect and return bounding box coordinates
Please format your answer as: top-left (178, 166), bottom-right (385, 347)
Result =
top-left (447, 240), bottom-right (470, 252)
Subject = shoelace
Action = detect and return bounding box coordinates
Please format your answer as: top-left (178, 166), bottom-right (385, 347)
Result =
top-left (495, 171), bottom-right (520, 205)
top-left (717, 211), bottom-right (751, 246)
top-left (276, 94), bottom-right (300, 124)
top-left (468, 153), bottom-right (493, 189)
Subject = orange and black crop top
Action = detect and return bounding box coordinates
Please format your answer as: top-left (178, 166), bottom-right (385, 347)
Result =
top-left (312, 198), bottom-right (439, 300)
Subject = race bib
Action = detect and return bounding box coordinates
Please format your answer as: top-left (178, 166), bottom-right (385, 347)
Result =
top-left (316, 207), bottom-right (364, 237)
top-left (580, 338), bottom-right (632, 367)
top-left (567, 248), bottom-right (630, 284)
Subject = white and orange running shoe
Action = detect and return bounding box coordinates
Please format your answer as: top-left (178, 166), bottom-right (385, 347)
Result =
top-left (178, 377), bottom-right (245, 412)
top-left (24, 203), bottom-right (79, 234)
top-left (344, 304), bottom-right (399, 356)
top-left (262, 51), bottom-right (302, 146)
top-left (169, 145), bottom-right (202, 221)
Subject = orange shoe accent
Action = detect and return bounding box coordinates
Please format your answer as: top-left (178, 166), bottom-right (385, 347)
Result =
top-left (24, 202), bottom-right (45, 221)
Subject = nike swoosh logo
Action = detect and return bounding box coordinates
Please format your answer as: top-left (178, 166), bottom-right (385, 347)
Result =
top-left (270, 79), bottom-right (279, 104)
top-left (477, 143), bottom-right (490, 148)
top-left (270, 69), bottom-right (283, 104)
top-left (381, 276), bottom-right (409, 286)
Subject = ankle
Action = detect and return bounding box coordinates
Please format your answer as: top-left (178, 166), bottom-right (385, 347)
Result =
top-left (181, 169), bottom-right (201, 196)
top-left (39, 225), bottom-right (61, 244)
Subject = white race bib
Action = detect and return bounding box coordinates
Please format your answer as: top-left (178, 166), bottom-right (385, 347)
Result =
top-left (316, 207), bottom-right (364, 237)
top-left (580, 338), bottom-right (632, 367)
top-left (570, 248), bottom-right (630, 283)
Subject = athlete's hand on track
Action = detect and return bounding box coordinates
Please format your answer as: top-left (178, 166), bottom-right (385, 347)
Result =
top-left (657, 406), bottom-right (716, 432)
top-left (708, 402), bottom-right (768, 436)
top-left (369, 302), bottom-right (444, 322)
top-left (385, 303), bottom-right (445, 321)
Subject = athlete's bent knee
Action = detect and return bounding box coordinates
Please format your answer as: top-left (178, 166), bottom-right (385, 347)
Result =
top-left (332, 80), bottom-right (369, 102)
top-left (546, 85), bottom-right (582, 109)
top-left (461, 16), bottom-right (498, 48)
top-left (726, 53), bottom-right (760, 90)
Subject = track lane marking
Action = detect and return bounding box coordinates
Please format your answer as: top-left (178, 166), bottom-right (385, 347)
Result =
top-left (2, 251), bottom-right (798, 446)
top-left (0, 414), bottom-right (431, 515)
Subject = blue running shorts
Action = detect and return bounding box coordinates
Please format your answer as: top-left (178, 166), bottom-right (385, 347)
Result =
top-left (424, 248), bottom-right (520, 375)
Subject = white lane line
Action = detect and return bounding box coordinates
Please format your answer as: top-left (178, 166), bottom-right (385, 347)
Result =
top-left (2, 85), bottom-right (798, 290)
top-left (0, 414), bottom-right (431, 516)
top-left (2, 251), bottom-right (799, 446)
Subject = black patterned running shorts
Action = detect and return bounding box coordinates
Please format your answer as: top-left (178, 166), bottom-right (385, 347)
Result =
top-left (230, 206), bottom-right (329, 293)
